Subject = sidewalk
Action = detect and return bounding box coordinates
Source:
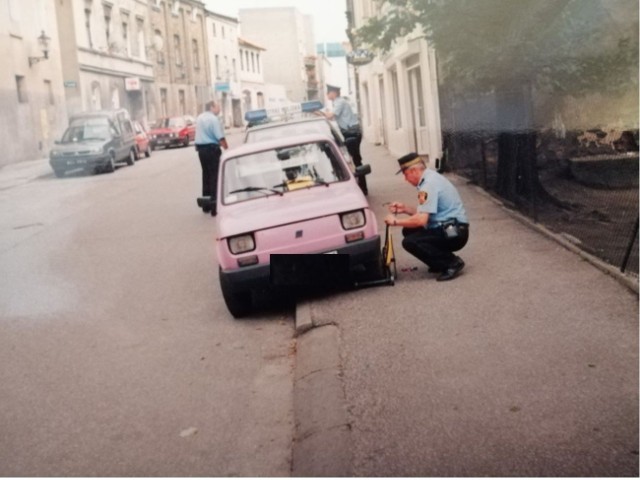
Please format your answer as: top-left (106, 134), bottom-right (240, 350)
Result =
top-left (0, 157), bottom-right (52, 191)
top-left (296, 140), bottom-right (639, 476)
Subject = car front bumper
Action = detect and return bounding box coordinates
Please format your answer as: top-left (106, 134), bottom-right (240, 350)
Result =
top-left (50, 154), bottom-right (111, 172)
top-left (151, 137), bottom-right (185, 148)
top-left (219, 235), bottom-right (381, 293)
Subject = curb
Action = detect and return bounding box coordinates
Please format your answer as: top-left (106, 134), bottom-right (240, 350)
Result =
top-left (291, 302), bottom-right (351, 476)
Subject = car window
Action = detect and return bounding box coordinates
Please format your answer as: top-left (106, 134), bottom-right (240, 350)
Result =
top-left (62, 118), bottom-right (111, 143)
top-left (222, 141), bottom-right (350, 204)
top-left (168, 117), bottom-right (186, 128)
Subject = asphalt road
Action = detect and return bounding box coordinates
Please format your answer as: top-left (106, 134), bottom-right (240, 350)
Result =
top-left (0, 136), bottom-right (295, 476)
top-left (1, 132), bottom-right (637, 477)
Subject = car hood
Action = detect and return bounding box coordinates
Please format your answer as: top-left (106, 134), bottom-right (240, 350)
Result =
top-left (217, 181), bottom-right (369, 239)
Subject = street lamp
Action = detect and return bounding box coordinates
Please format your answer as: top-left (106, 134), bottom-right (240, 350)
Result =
top-left (28, 30), bottom-right (51, 67)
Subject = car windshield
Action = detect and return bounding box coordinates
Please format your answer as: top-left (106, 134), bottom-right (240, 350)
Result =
top-left (61, 118), bottom-right (112, 143)
top-left (222, 141), bottom-right (350, 205)
top-left (154, 117), bottom-right (185, 128)
top-left (246, 120), bottom-right (344, 144)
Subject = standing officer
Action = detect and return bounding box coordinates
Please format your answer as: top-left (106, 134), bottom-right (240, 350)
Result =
top-left (317, 84), bottom-right (368, 194)
top-left (195, 101), bottom-right (228, 216)
top-left (385, 153), bottom-right (469, 281)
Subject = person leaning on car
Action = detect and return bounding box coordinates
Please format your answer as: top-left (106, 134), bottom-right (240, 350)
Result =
top-left (316, 84), bottom-right (368, 194)
top-left (195, 101), bottom-right (228, 215)
top-left (385, 152), bottom-right (470, 281)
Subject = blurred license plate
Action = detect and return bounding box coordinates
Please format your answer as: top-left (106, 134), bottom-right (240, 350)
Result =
top-left (270, 254), bottom-right (349, 287)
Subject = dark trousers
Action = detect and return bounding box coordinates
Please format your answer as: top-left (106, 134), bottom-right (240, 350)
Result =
top-left (197, 144), bottom-right (221, 211)
top-left (342, 131), bottom-right (368, 194)
top-left (401, 225), bottom-right (469, 271)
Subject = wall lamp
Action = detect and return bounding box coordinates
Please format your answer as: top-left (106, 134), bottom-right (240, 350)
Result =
top-left (28, 30), bottom-right (51, 67)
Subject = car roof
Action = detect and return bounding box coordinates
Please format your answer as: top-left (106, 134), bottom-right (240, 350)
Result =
top-left (224, 132), bottom-right (339, 159)
top-left (247, 116), bottom-right (332, 133)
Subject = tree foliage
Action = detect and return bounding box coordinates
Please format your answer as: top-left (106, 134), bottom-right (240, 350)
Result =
top-left (357, 0), bottom-right (639, 96)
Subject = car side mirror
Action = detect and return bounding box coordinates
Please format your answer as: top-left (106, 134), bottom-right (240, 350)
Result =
top-left (355, 164), bottom-right (371, 177)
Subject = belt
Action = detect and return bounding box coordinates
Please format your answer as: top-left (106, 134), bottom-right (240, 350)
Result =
top-left (196, 143), bottom-right (220, 150)
top-left (429, 220), bottom-right (469, 229)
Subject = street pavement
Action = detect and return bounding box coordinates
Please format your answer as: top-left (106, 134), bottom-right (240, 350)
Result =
top-left (1, 134), bottom-right (638, 476)
top-left (297, 140), bottom-right (639, 476)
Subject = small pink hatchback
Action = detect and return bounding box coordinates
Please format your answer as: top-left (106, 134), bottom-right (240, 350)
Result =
top-left (216, 133), bottom-right (380, 317)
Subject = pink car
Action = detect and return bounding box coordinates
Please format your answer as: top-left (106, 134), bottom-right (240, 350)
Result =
top-left (215, 133), bottom-right (380, 317)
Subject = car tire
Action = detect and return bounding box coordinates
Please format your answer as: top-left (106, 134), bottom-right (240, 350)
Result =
top-left (126, 148), bottom-right (136, 166)
top-left (220, 273), bottom-right (252, 318)
top-left (182, 137), bottom-right (189, 148)
top-left (145, 143), bottom-right (152, 158)
top-left (104, 153), bottom-right (116, 173)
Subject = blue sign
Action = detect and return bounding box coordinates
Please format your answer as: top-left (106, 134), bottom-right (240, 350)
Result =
top-left (215, 82), bottom-right (230, 92)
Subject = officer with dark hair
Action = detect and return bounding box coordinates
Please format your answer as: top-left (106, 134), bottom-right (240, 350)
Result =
top-left (317, 84), bottom-right (368, 194)
top-left (385, 153), bottom-right (470, 281)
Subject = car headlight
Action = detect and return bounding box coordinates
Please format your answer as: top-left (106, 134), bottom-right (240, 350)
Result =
top-left (150, 134), bottom-right (156, 139)
top-left (50, 150), bottom-right (63, 157)
top-left (340, 210), bottom-right (365, 230)
top-left (171, 132), bottom-right (177, 138)
top-left (228, 234), bottom-right (255, 254)
top-left (87, 146), bottom-right (103, 154)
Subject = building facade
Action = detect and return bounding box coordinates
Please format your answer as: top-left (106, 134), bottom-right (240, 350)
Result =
top-left (149, 0), bottom-right (209, 123)
top-left (348, 0), bottom-right (442, 160)
top-left (205, 11), bottom-right (241, 127)
top-left (238, 8), bottom-right (315, 103)
top-left (55, 0), bottom-right (155, 127)
top-left (1, 0), bottom-right (67, 166)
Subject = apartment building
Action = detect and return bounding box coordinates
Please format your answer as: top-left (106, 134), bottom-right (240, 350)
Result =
top-left (348, 0), bottom-right (442, 160)
top-left (1, 0), bottom-right (67, 165)
top-left (204, 11), bottom-right (240, 127)
top-left (238, 8), bottom-right (315, 103)
top-left (55, 0), bottom-right (155, 127)
top-left (149, 0), bottom-right (209, 121)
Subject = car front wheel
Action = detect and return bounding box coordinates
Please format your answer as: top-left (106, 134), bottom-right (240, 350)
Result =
top-left (220, 273), bottom-right (252, 318)
top-left (126, 148), bottom-right (136, 166)
top-left (104, 152), bottom-right (116, 173)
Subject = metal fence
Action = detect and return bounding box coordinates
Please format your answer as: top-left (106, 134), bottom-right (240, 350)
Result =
top-left (443, 129), bottom-right (639, 276)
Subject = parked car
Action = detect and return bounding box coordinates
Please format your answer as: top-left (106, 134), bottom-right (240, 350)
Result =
top-left (244, 103), bottom-right (370, 195)
top-left (148, 115), bottom-right (196, 149)
top-left (212, 133), bottom-right (380, 318)
top-left (49, 109), bottom-right (137, 177)
top-left (133, 121), bottom-right (152, 158)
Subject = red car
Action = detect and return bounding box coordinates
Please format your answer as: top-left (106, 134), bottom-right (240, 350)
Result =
top-left (148, 115), bottom-right (196, 149)
top-left (134, 121), bottom-right (152, 158)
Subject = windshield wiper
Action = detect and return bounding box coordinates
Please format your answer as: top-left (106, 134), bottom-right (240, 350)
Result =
top-left (229, 186), bottom-right (284, 196)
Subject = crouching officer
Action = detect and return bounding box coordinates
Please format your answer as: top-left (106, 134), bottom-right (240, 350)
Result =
top-left (385, 152), bottom-right (469, 281)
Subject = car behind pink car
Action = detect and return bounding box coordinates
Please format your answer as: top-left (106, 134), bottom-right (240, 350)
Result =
top-left (214, 133), bottom-right (380, 317)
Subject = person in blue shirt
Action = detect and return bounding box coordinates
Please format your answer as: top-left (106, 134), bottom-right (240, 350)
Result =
top-left (317, 84), bottom-right (368, 195)
top-left (195, 101), bottom-right (228, 215)
top-left (385, 152), bottom-right (470, 281)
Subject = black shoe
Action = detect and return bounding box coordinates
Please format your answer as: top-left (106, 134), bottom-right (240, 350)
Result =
top-left (210, 210), bottom-right (217, 217)
top-left (202, 207), bottom-right (211, 214)
top-left (437, 259), bottom-right (465, 282)
top-left (428, 266), bottom-right (443, 273)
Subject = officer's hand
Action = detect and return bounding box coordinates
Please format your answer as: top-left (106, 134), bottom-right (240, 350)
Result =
top-left (384, 214), bottom-right (397, 226)
top-left (388, 202), bottom-right (404, 214)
